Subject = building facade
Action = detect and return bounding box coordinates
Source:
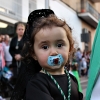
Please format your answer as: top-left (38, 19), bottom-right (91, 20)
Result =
top-left (61, 0), bottom-right (100, 51)
top-left (0, 0), bottom-right (100, 51)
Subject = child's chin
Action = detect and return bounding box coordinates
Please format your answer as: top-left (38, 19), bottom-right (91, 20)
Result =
top-left (49, 65), bottom-right (62, 69)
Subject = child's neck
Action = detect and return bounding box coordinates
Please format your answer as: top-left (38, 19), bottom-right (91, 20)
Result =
top-left (41, 67), bottom-right (65, 75)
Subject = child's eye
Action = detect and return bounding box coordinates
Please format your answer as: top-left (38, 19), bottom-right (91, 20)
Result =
top-left (57, 43), bottom-right (63, 48)
top-left (42, 45), bottom-right (49, 49)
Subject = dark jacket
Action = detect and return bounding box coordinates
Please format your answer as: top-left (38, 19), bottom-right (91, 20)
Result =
top-left (9, 36), bottom-right (24, 62)
top-left (10, 57), bottom-right (41, 100)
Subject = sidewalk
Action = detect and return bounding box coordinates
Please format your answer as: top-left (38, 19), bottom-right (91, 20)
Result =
top-left (80, 76), bottom-right (88, 100)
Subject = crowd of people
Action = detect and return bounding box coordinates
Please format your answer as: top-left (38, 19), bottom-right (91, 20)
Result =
top-left (0, 34), bottom-right (12, 75)
top-left (0, 22), bottom-right (26, 99)
top-left (0, 34), bottom-right (13, 100)
top-left (72, 48), bottom-right (91, 77)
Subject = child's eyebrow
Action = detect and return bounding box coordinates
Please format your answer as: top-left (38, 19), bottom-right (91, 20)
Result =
top-left (40, 39), bottom-right (64, 43)
top-left (56, 39), bottom-right (65, 42)
top-left (57, 39), bottom-right (64, 41)
top-left (39, 40), bottom-right (49, 44)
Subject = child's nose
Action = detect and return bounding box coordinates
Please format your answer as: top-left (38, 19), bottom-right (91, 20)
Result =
top-left (50, 47), bottom-right (58, 56)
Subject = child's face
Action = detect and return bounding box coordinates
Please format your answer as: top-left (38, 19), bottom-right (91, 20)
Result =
top-left (33, 26), bottom-right (70, 73)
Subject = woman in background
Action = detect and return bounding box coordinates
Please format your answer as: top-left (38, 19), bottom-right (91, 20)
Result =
top-left (9, 22), bottom-right (25, 85)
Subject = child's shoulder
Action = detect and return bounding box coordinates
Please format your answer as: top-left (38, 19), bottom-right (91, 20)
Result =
top-left (27, 72), bottom-right (51, 90)
top-left (69, 73), bottom-right (78, 84)
top-left (29, 72), bottom-right (78, 85)
top-left (29, 72), bottom-right (49, 84)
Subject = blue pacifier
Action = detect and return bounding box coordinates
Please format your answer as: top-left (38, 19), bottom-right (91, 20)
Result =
top-left (47, 54), bottom-right (64, 66)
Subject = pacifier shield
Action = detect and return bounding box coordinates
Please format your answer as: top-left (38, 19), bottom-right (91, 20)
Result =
top-left (47, 54), bottom-right (64, 66)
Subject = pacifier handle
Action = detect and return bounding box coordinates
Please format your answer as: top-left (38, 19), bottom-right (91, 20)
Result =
top-left (53, 58), bottom-right (59, 64)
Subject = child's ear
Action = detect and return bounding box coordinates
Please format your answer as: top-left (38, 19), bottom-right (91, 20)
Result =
top-left (32, 54), bottom-right (37, 60)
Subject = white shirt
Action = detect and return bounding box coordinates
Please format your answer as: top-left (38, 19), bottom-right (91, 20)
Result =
top-left (3, 43), bottom-right (12, 61)
top-left (90, 74), bottom-right (100, 100)
top-left (81, 58), bottom-right (87, 69)
top-left (75, 51), bottom-right (82, 60)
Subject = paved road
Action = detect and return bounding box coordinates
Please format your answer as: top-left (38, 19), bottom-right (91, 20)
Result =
top-left (80, 76), bottom-right (88, 100)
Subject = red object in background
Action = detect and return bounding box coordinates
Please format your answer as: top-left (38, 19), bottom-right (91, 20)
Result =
top-left (81, 9), bottom-right (86, 13)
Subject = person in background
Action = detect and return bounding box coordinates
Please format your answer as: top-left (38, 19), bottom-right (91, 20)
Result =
top-left (69, 55), bottom-right (82, 93)
top-left (24, 9), bottom-right (83, 100)
top-left (0, 34), bottom-right (6, 100)
top-left (85, 51), bottom-right (91, 76)
top-left (80, 52), bottom-right (87, 76)
top-left (10, 28), bottom-right (41, 100)
top-left (1, 35), bottom-right (6, 42)
top-left (9, 22), bottom-right (25, 85)
top-left (0, 34), bottom-right (5, 72)
top-left (75, 48), bottom-right (82, 76)
top-left (3, 35), bottom-right (12, 67)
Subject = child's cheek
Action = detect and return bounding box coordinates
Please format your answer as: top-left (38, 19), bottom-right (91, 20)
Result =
top-left (62, 54), bottom-right (69, 63)
top-left (38, 56), bottom-right (48, 66)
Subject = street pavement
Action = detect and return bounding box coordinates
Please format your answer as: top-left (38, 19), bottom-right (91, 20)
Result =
top-left (80, 76), bottom-right (88, 100)
top-left (6, 76), bottom-right (88, 100)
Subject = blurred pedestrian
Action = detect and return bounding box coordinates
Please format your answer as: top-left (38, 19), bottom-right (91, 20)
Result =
top-left (0, 34), bottom-right (5, 73)
top-left (80, 54), bottom-right (87, 76)
top-left (3, 35), bottom-right (12, 67)
top-left (0, 34), bottom-right (6, 100)
top-left (85, 51), bottom-right (91, 76)
top-left (1, 34), bottom-right (6, 42)
top-left (10, 23), bottom-right (41, 100)
top-left (9, 22), bottom-right (25, 85)
top-left (75, 48), bottom-right (82, 76)
top-left (69, 53), bottom-right (82, 93)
